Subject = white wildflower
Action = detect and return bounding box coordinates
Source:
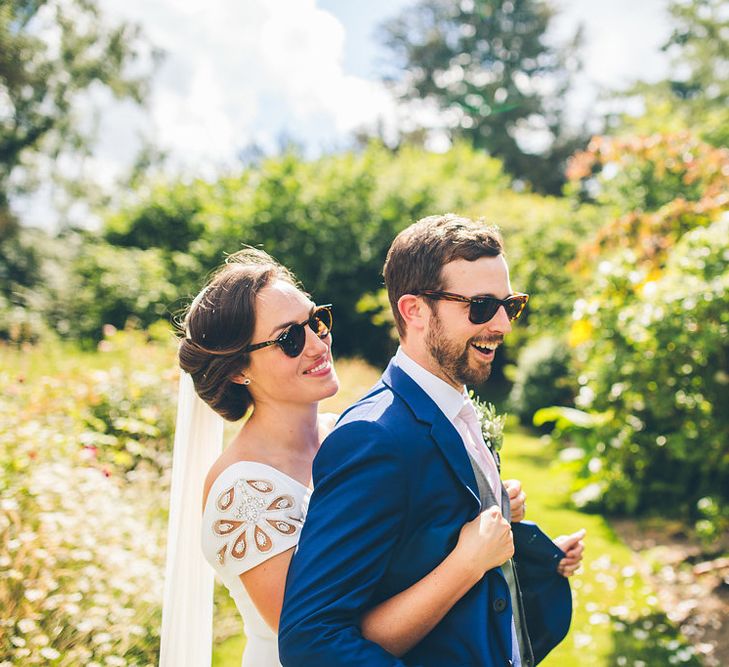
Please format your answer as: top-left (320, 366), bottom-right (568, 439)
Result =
top-left (1, 498), bottom-right (19, 511)
top-left (17, 618), bottom-right (37, 633)
top-left (76, 620), bottom-right (95, 633)
top-left (24, 588), bottom-right (44, 602)
top-left (39, 647), bottom-right (61, 660)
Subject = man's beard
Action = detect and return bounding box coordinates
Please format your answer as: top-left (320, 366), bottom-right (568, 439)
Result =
top-left (426, 311), bottom-right (497, 386)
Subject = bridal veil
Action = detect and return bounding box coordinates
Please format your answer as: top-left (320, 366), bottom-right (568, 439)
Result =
top-left (160, 370), bottom-right (224, 666)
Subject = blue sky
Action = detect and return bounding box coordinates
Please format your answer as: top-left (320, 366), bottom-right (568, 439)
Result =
top-left (318, 0), bottom-right (416, 78)
top-left (18, 0), bottom-right (673, 228)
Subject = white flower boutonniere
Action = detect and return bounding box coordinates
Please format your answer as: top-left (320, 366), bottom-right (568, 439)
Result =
top-left (469, 391), bottom-right (507, 470)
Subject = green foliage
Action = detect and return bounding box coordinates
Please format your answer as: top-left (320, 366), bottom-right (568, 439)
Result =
top-left (79, 328), bottom-right (179, 472)
top-left (48, 241), bottom-right (184, 342)
top-left (518, 129), bottom-right (729, 528)
top-left (565, 215), bottom-right (729, 520)
top-left (104, 183), bottom-right (207, 252)
top-left (0, 225), bottom-right (71, 342)
top-left (90, 142), bottom-right (514, 362)
top-left (379, 0), bottom-right (587, 193)
top-left (0, 0), bottom-right (152, 219)
top-left (0, 221), bottom-right (200, 345)
top-left (533, 405), bottom-right (608, 431)
top-left (5, 141), bottom-right (604, 368)
top-left (509, 335), bottom-right (574, 424)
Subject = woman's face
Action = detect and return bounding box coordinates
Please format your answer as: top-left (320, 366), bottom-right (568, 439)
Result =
top-left (241, 279), bottom-right (339, 408)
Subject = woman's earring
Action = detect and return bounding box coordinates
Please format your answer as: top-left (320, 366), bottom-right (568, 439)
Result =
top-left (242, 378), bottom-right (251, 386)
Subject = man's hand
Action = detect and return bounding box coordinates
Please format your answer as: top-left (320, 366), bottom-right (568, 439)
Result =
top-left (454, 506), bottom-right (514, 581)
top-left (504, 479), bottom-right (526, 523)
top-left (553, 529), bottom-right (586, 577)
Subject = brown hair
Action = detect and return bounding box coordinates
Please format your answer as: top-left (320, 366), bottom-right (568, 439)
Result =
top-left (178, 248), bottom-right (299, 421)
top-left (383, 213), bottom-right (504, 338)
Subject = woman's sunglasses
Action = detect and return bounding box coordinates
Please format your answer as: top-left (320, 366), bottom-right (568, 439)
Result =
top-left (417, 290), bottom-right (529, 324)
top-left (243, 304), bottom-right (333, 358)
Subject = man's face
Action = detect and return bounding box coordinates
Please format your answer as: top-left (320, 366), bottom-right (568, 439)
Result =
top-left (424, 255), bottom-right (514, 388)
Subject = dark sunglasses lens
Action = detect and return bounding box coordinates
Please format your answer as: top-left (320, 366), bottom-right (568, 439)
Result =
top-left (309, 307), bottom-right (332, 338)
top-left (505, 296), bottom-right (527, 320)
top-left (278, 323), bottom-right (307, 357)
top-left (469, 299), bottom-right (499, 324)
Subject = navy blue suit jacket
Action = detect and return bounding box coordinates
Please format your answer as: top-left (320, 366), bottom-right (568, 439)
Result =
top-left (279, 358), bottom-right (570, 667)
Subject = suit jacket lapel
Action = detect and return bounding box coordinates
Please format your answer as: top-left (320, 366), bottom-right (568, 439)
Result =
top-left (382, 360), bottom-right (481, 511)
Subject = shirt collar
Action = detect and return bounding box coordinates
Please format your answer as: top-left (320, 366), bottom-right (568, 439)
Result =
top-left (395, 347), bottom-right (467, 423)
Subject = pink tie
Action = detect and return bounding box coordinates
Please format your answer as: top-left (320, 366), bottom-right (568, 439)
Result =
top-left (457, 399), bottom-right (502, 505)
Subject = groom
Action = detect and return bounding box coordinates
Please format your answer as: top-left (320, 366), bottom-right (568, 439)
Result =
top-left (279, 214), bottom-right (574, 666)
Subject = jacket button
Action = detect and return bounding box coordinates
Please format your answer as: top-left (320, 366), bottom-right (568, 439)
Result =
top-left (493, 597), bottom-right (508, 613)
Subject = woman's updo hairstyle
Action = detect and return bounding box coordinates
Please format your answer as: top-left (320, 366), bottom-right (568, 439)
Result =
top-left (178, 248), bottom-right (299, 421)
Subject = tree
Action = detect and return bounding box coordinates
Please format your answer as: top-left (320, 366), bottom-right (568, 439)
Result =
top-left (0, 0), bottom-right (153, 228)
top-left (378, 0), bottom-right (586, 194)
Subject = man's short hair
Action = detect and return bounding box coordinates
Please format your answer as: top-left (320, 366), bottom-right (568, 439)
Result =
top-left (383, 213), bottom-right (504, 338)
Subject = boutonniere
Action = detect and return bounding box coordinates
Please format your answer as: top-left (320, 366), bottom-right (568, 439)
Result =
top-left (469, 391), bottom-right (506, 469)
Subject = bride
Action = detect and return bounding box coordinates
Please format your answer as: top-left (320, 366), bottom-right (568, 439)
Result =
top-left (159, 248), bottom-right (582, 667)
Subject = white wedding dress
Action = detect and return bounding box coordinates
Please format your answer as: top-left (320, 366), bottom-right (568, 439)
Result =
top-left (201, 461), bottom-right (311, 667)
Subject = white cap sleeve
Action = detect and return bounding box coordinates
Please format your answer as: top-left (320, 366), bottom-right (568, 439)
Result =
top-left (201, 462), bottom-right (307, 577)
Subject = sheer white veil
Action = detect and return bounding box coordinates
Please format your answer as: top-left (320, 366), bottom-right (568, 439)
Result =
top-left (159, 364), bottom-right (224, 665)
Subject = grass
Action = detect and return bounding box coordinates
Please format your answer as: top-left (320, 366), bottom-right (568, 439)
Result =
top-left (213, 631), bottom-right (246, 666)
top-left (501, 429), bottom-right (700, 666)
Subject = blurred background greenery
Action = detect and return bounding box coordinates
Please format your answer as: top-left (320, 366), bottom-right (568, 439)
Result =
top-left (1, 0), bottom-right (727, 665)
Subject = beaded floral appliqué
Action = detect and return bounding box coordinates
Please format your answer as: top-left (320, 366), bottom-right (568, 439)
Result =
top-left (212, 478), bottom-right (302, 566)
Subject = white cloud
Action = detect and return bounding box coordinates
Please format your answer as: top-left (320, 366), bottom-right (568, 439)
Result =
top-left (93, 0), bottom-right (396, 175)
top-left (17, 0), bottom-right (399, 228)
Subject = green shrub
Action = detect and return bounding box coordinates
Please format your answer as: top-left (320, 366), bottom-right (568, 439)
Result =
top-left (5, 142), bottom-right (599, 366)
top-left (508, 335), bottom-right (574, 425)
top-left (47, 243), bottom-right (184, 343)
top-left (95, 142), bottom-right (514, 363)
top-left (0, 226), bottom-right (71, 343)
top-left (564, 214), bottom-right (729, 517)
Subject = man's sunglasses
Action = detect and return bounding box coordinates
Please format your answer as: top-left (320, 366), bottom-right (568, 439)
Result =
top-left (244, 305), bottom-right (333, 358)
top-left (416, 290), bottom-right (529, 324)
